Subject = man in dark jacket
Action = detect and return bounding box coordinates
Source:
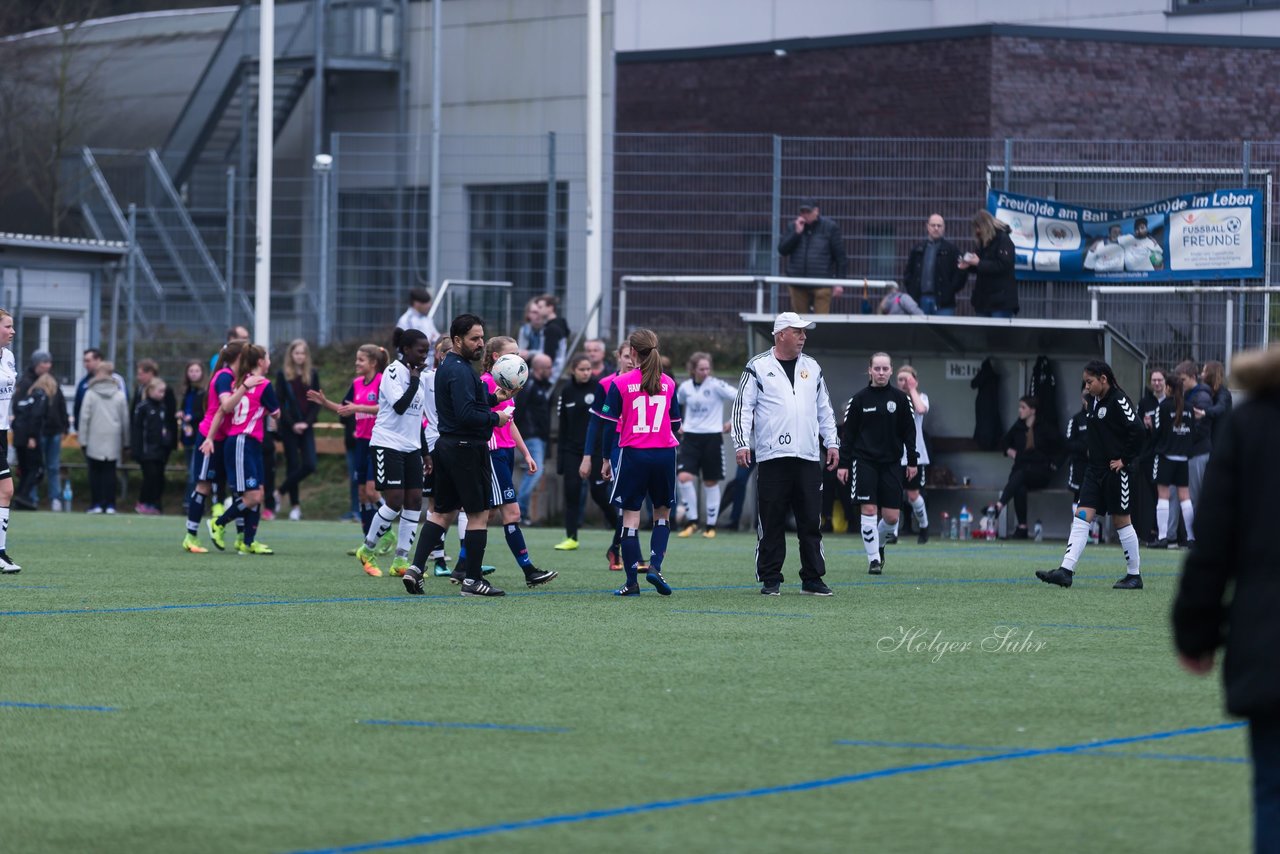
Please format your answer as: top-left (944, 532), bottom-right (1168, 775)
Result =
top-left (16, 350), bottom-right (70, 510)
top-left (902, 214), bottom-right (967, 315)
top-left (1172, 344), bottom-right (1280, 854)
top-left (778, 199), bottom-right (847, 315)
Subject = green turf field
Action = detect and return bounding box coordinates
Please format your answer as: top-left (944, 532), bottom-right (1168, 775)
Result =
top-left (0, 513), bottom-right (1249, 853)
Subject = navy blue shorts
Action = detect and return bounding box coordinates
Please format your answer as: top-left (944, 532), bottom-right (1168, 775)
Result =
top-left (610, 447), bottom-right (677, 512)
top-left (227, 434), bottom-right (265, 492)
top-left (489, 447), bottom-right (518, 506)
top-left (195, 435), bottom-right (225, 484)
top-left (352, 439), bottom-right (373, 484)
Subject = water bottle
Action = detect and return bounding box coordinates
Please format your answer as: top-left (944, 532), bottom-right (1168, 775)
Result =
top-left (1033, 519), bottom-right (1043, 542)
top-left (941, 511), bottom-right (953, 540)
top-left (62, 480), bottom-right (73, 512)
top-left (959, 505), bottom-right (971, 540)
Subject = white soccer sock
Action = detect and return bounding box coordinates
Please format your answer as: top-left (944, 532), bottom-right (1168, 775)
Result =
top-left (366, 504), bottom-right (399, 548)
top-left (1156, 498), bottom-right (1170, 540)
top-left (396, 508), bottom-right (421, 558)
top-left (911, 495), bottom-right (928, 529)
top-left (877, 517), bottom-right (894, 544)
top-left (861, 514), bottom-right (880, 563)
top-left (702, 483), bottom-right (721, 528)
top-left (678, 480), bottom-right (698, 523)
top-left (1061, 515), bottom-right (1091, 572)
top-left (1180, 499), bottom-right (1195, 541)
top-left (1117, 524), bottom-right (1141, 575)
top-left (456, 511), bottom-right (468, 549)
top-left (0, 505), bottom-right (9, 552)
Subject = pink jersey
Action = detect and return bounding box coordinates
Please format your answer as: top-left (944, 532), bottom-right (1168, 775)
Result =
top-left (352, 373), bottom-right (380, 441)
top-left (482, 373), bottom-right (516, 450)
top-left (224, 378), bottom-right (279, 442)
top-left (599, 369), bottom-right (681, 449)
top-left (199, 367), bottom-right (235, 440)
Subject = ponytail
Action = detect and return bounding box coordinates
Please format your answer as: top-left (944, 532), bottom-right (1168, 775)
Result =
top-left (1083, 359), bottom-right (1123, 397)
top-left (1170, 369), bottom-right (1188, 427)
top-left (629, 328), bottom-right (663, 395)
top-left (392, 327), bottom-right (427, 360)
top-left (358, 343), bottom-right (389, 373)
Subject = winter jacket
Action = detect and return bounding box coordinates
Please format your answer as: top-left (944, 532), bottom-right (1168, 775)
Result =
top-left (275, 368), bottom-right (321, 431)
top-left (79, 377), bottom-right (130, 462)
top-left (1186, 382), bottom-right (1215, 457)
top-left (1204, 385), bottom-right (1233, 445)
top-left (778, 216), bottom-right (848, 280)
top-left (15, 368), bottom-right (69, 437)
top-left (971, 358), bottom-right (1002, 451)
top-left (515, 375), bottom-right (554, 443)
top-left (11, 388), bottom-right (50, 448)
top-left (969, 230), bottom-right (1018, 315)
top-left (1027, 356), bottom-right (1060, 434)
top-left (132, 397), bottom-right (174, 462)
top-left (1172, 345), bottom-right (1280, 718)
top-left (902, 238), bottom-right (967, 308)
top-left (999, 417), bottom-right (1062, 473)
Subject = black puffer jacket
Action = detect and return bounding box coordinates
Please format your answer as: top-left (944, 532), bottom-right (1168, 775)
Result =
top-left (969, 230), bottom-right (1018, 315)
top-left (778, 216), bottom-right (847, 280)
top-left (1172, 345), bottom-right (1280, 718)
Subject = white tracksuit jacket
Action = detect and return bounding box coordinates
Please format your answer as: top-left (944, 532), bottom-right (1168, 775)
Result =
top-left (732, 349), bottom-right (839, 464)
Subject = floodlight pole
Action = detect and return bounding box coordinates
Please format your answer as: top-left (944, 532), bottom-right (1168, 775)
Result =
top-left (255, 0), bottom-right (275, 348)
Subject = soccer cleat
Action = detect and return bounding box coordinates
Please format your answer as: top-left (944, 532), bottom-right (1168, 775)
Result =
top-left (0, 552), bottom-right (21, 573)
top-left (867, 559), bottom-right (883, 576)
top-left (449, 565), bottom-right (496, 584)
top-left (1113, 573), bottom-right (1144, 590)
top-left (388, 557), bottom-right (411, 577)
top-left (432, 559), bottom-right (453, 577)
top-left (884, 533), bottom-right (898, 545)
top-left (182, 534), bottom-right (209, 554)
top-left (524, 566), bottom-right (559, 588)
top-left (614, 583), bottom-right (641, 596)
top-left (346, 547), bottom-right (359, 556)
top-left (207, 517), bottom-right (227, 551)
top-left (606, 546), bottom-right (623, 571)
top-left (638, 561), bottom-right (650, 573)
top-left (402, 566), bottom-right (425, 595)
top-left (801, 580), bottom-right (834, 596)
top-left (760, 583), bottom-right (780, 596)
top-left (1010, 527), bottom-right (1029, 540)
top-left (374, 528), bottom-right (396, 557)
top-left (702, 528), bottom-right (717, 539)
top-left (553, 537), bottom-right (579, 551)
top-left (237, 540), bottom-right (274, 555)
top-left (677, 522), bottom-right (699, 538)
top-left (356, 544), bottom-right (380, 576)
top-left (1036, 567), bottom-right (1074, 588)
top-left (288, 506), bottom-right (302, 522)
top-left (645, 569), bottom-right (672, 596)
top-left (460, 578), bottom-right (505, 597)
top-left (879, 547), bottom-right (887, 569)
top-left (917, 526), bottom-right (930, 544)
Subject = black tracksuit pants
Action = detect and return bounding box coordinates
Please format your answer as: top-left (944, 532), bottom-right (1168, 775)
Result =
top-left (755, 457), bottom-right (826, 585)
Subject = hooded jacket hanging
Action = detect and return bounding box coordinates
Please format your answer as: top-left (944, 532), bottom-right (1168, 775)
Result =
top-left (972, 357), bottom-right (1001, 450)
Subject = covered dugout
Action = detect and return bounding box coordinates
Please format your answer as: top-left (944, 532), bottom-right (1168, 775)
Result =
top-left (741, 313), bottom-right (1147, 540)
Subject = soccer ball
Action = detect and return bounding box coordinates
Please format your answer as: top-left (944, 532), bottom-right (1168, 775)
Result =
top-left (492, 353), bottom-right (529, 391)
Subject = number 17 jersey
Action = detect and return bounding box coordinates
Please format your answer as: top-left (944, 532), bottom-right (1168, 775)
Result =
top-left (599, 368), bottom-right (682, 449)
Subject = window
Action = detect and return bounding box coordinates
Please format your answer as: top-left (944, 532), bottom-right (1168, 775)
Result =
top-left (335, 187), bottom-right (431, 336)
top-left (468, 182), bottom-right (568, 320)
top-left (1171, 0), bottom-right (1280, 12)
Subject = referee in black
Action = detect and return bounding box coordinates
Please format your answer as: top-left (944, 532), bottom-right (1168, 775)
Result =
top-left (404, 314), bottom-right (555, 597)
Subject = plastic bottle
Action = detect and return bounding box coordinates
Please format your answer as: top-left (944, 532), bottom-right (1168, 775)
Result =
top-left (1033, 520), bottom-right (1043, 541)
top-left (959, 505), bottom-right (971, 540)
top-left (62, 480), bottom-right (73, 512)
top-left (941, 511), bottom-right (952, 540)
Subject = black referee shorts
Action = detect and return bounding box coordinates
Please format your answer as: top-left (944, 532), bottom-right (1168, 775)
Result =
top-left (1078, 464), bottom-right (1134, 517)
top-left (432, 435), bottom-right (493, 515)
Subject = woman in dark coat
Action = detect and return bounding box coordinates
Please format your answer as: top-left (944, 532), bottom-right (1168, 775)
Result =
top-left (1172, 344), bottom-right (1280, 854)
top-left (985, 395), bottom-right (1061, 538)
top-left (958, 209), bottom-right (1018, 317)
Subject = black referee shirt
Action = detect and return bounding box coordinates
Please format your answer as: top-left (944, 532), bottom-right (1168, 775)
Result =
top-left (434, 351), bottom-right (498, 440)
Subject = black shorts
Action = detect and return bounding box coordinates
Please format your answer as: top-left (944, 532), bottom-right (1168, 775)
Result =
top-left (677, 432), bottom-right (725, 481)
top-left (1078, 464), bottom-right (1134, 517)
top-left (431, 436), bottom-right (493, 515)
top-left (850, 458), bottom-right (903, 507)
top-left (372, 446), bottom-right (425, 493)
top-left (1153, 456), bottom-right (1190, 488)
top-left (903, 464), bottom-right (926, 491)
top-left (0, 430), bottom-right (9, 480)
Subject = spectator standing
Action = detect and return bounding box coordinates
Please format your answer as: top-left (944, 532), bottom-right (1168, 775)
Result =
top-left (15, 350), bottom-right (70, 510)
top-left (179, 361), bottom-right (207, 510)
top-left (514, 353), bottom-right (554, 524)
top-left (275, 339), bottom-right (321, 521)
top-left (517, 298), bottom-right (545, 362)
top-left (958, 210), bottom-right (1018, 318)
top-left (395, 288), bottom-right (441, 351)
top-left (75, 348), bottom-right (126, 433)
top-left (11, 373), bottom-right (58, 510)
top-left (536, 294), bottom-right (570, 379)
top-left (131, 359), bottom-right (177, 437)
top-left (777, 199), bottom-right (847, 316)
top-left (132, 378), bottom-right (174, 514)
top-left (733, 312), bottom-right (841, 596)
top-left (1171, 344), bottom-right (1280, 854)
top-left (1136, 368), bottom-right (1169, 545)
top-left (210, 325), bottom-right (250, 372)
top-left (1201, 360), bottom-right (1233, 445)
top-left (902, 214), bottom-right (967, 316)
top-left (79, 361), bottom-right (130, 514)
top-left (584, 338), bottom-right (614, 380)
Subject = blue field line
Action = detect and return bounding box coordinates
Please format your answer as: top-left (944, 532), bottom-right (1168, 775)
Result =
top-left (0, 700), bottom-right (119, 712)
top-left (283, 721), bottom-right (1244, 854)
top-left (1037, 623), bottom-right (1140, 632)
top-left (360, 720), bottom-right (570, 733)
top-left (833, 738), bottom-right (1245, 764)
top-left (669, 609), bottom-right (814, 619)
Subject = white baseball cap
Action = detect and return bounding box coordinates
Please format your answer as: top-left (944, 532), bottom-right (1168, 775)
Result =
top-left (772, 311), bottom-right (816, 335)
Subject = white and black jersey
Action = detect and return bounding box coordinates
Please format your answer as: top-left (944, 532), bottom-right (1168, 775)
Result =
top-left (899, 391), bottom-right (930, 466)
top-left (0, 347), bottom-right (14, 430)
top-left (838, 384), bottom-right (917, 468)
top-left (421, 369), bottom-right (439, 453)
top-left (369, 358), bottom-right (427, 453)
top-left (677, 376), bottom-right (737, 435)
top-left (1084, 386), bottom-right (1143, 469)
